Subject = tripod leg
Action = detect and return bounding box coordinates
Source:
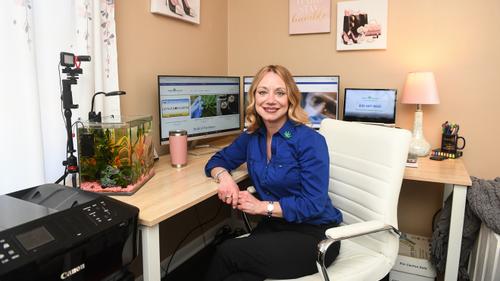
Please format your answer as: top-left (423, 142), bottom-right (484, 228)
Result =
top-left (72, 173), bottom-right (78, 188)
top-left (55, 171), bottom-right (68, 184)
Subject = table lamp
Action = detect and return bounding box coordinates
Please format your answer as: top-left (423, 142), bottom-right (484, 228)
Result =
top-left (401, 72), bottom-right (440, 156)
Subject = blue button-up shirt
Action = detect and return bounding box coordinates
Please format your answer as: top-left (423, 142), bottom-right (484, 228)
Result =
top-left (205, 120), bottom-right (342, 225)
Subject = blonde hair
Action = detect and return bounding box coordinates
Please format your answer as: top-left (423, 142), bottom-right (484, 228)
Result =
top-left (245, 65), bottom-right (309, 133)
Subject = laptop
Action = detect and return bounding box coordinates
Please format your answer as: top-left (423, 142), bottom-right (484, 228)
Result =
top-left (343, 88), bottom-right (397, 127)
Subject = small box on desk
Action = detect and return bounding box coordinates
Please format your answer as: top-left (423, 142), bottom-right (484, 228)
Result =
top-left (431, 148), bottom-right (463, 159)
top-left (389, 233), bottom-right (437, 281)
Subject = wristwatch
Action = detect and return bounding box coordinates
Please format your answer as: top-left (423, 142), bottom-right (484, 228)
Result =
top-left (266, 201), bottom-right (274, 218)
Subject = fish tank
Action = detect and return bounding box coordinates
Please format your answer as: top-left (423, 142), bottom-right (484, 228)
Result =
top-left (77, 115), bottom-right (155, 195)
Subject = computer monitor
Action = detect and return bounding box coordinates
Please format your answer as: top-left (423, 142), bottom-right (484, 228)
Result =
top-left (158, 76), bottom-right (241, 145)
top-left (243, 75), bottom-right (340, 128)
top-left (343, 88), bottom-right (397, 125)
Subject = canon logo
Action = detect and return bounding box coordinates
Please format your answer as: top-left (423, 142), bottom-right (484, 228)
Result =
top-left (60, 263), bottom-right (85, 279)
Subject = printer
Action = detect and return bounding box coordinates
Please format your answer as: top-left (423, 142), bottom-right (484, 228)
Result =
top-left (0, 184), bottom-right (139, 281)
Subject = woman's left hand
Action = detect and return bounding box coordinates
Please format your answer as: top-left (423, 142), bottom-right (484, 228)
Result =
top-left (236, 191), bottom-right (266, 215)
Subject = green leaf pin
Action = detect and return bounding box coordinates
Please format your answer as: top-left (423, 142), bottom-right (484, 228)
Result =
top-left (284, 130), bottom-right (292, 139)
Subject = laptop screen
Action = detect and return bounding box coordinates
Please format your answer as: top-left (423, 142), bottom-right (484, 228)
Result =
top-left (343, 88), bottom-right (397, 124)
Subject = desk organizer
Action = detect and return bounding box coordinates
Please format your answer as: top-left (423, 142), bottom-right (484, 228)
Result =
top-left (431, 148), bottom-right (463, 159)
top-left (77, 115), bottom-right (155, 195)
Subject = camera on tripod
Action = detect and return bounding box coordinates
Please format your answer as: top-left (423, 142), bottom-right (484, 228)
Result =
top-left (56, 52), bottom-right (91, 188)
top-left (60, 52), bottom-right (91, 68)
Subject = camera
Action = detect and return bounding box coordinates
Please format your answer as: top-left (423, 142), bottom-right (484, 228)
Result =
top-left (60, 52), bottom-right (75, 67)
top-left (60, 52), bottom-right (91, 68)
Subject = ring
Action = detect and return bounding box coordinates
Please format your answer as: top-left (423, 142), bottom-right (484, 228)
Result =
top-left (225, 195), bottom-right (231, 198)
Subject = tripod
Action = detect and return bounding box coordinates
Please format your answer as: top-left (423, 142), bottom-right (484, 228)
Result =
top-left (55, 52), bottom-right (90, 188)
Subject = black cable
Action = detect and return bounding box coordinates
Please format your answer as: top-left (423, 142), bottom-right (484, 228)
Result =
top-left (57, 63), bottom-right (68, 184)
top-left (58, 63), bottom-right (65, 132)
top-left (72, 120), bottom-right (85, 131)
top-left (162, 201), bottom-right (224, 280)
top-left (194, 204), bottom-right (208, 247)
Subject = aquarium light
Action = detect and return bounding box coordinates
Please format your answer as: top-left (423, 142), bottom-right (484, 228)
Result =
top-left (88, 91), bottom-right (127, 122)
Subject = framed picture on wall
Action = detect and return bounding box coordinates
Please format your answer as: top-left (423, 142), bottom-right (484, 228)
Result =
top-left (151, 0), bottom-right (200, 24)
top-left (336, 0), bottom-right (388, 51)
top-left (289, 0), bottom-right (331, 35)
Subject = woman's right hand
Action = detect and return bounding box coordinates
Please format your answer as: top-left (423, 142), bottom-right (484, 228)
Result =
top-left (217, 171), bottom-right (239, 209)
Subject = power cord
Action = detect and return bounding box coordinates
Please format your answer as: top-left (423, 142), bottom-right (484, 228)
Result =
top-left (162, 201), bottom-right (224, 280)
top-left (194, 204), bottom-right (208, 247)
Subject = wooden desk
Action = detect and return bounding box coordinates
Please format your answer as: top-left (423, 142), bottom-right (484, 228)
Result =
top-left (404, 157), bottom-right (471, 281)
top-left (113, 153), bottom-right (470, 281)
top-left (111, 153), bottom-right (248, 281)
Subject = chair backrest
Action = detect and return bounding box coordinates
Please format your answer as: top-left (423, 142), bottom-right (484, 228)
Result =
top-left (319, 119), bottom-right (411, 258)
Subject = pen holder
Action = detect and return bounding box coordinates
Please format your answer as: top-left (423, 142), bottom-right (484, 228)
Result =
top-left (441, 134), bottom-right (466, 154)
top-left (169, 130), bottom-right (188, 168)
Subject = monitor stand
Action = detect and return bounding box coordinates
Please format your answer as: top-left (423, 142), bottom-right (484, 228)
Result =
top-left (188, 140), bottom-right (222, 156)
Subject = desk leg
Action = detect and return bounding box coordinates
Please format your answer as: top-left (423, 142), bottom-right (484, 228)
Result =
top-left (444, 184), bottom-right (467, 281)
top-left (141, 224), bottom-right (161, 281)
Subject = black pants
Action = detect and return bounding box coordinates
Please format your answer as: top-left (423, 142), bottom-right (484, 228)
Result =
top-left (204, 218), bottom-right (340, 281)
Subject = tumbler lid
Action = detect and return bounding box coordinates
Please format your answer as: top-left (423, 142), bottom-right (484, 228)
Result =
top-left (169, 130), bottom-right (187, 136)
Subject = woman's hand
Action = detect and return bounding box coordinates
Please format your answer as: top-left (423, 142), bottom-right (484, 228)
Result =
top-left (236, 191), bottom-right (266, 215)
top-left (216, 171), bottom-right (239, 209)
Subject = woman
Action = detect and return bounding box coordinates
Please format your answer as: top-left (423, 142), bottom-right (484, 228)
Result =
top-left (204, 65), bottom-right (342, 281)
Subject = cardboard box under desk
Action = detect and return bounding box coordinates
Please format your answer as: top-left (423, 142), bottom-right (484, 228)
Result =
top-left (389, 233), bottom-right (437, 281)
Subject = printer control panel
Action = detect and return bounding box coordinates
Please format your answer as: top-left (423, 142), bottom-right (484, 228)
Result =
top-left (82, 200), bottom-right (115, 225)
top-left (0, 238), bottom-right (21, 266)
top-left (0, 184), bottom-right (140, 280)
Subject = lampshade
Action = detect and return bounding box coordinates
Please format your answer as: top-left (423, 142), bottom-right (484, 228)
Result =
top-left (401, 72), bottom-right (440, 105)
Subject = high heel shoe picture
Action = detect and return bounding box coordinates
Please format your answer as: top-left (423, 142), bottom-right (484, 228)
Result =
top-left (181, 0), bottom-right (195, 17)
top-left (336, 1), bottom-right (387, 51)
top-left (341, 32), bottom-right (351, 45)
top-left (167, 0), bottom-right (183, 16)
top-left (151, 0), bottom-right (200, 24)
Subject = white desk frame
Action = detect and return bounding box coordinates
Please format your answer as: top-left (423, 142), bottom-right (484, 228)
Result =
top-left (443, 184), bottom-right (467, 281)
top-left (404, 157), bottom-right (471, 281)
top-left (141, 225), bottom-right (161, 281)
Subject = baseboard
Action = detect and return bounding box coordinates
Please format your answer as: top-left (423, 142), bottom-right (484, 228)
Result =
top-left (134, 218), bottom-right (231, 281)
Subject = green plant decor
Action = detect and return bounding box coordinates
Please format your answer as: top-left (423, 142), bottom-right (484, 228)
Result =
top-left (79, 120), bottom-right (154, 189)
top-left (80, 127), bottom-right (130, 188)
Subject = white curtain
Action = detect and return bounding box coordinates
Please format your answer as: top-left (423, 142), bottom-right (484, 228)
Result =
top-left (0, 0), bottom-right (121, 194)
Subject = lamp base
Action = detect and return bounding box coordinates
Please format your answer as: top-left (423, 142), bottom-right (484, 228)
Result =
top-left (409, 107), bottom-right (431, 157)
top-left (409, 137), bottom-right (431, 156)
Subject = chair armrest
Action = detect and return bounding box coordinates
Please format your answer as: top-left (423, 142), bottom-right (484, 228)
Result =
top-left (325, 220), bottom-right (400, 241)
top-left (316, 220), bottom-right (400, 281)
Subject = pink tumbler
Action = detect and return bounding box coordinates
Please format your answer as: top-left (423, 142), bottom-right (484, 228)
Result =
top-left (169, 130), bottom-right (188, 168)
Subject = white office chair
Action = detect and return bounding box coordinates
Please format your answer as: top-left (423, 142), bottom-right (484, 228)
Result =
top-left (267, 119), bottom-right (411, 281)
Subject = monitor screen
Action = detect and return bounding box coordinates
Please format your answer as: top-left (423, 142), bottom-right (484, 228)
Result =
top-left (343, 88), bottom-right (397, 124)
top-left (158, 76), bottom-right (241, 144)
top-left (243, 75), bottom-right (339, 128)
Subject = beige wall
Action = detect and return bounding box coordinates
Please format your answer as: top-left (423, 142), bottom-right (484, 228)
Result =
top-left (117, 0), bottom-right (499, 180)
top-left (228, 0), bottom-right (500, 180)
top-left (116, 0), bottom-right (229, 155)
top-left (116, 0), bottom-right (499, 239)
